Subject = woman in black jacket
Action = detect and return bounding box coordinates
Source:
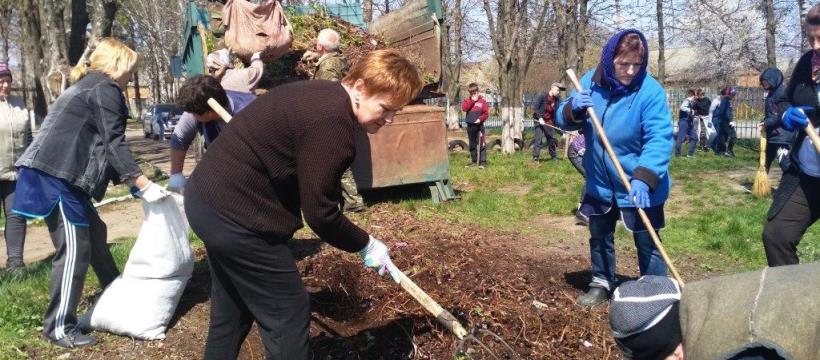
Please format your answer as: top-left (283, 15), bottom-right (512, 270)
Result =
top-left (761, 4), bottom-right (820, 267)
top-left (759, 67), bottom-right (795, 172)
top-left (12, 38), bottom-right (168, 348)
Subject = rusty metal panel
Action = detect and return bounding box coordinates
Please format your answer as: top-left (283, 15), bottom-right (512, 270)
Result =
top-left (351, 105), bottom-right (450, 189)
top-left (369, 0), bottom-right (442, 83)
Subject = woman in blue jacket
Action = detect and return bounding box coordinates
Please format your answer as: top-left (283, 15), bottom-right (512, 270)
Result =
top-left (557, 29), bottom-right (673, 306)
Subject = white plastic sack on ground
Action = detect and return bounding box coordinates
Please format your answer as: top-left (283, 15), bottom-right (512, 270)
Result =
top-left (84, 194), bottom-right (193, 340)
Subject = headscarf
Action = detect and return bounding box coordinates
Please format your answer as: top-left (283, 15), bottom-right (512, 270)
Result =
top-left (598, 29), bottom-right (649, 98)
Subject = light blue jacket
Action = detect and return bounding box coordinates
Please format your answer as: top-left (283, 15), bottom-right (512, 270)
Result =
top-left (557, 69), bottom-right (673, 208)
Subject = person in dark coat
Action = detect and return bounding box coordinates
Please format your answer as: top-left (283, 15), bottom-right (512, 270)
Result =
top-left (690, 88), bottom-right (711, 152)
top-left (532, 82), bottom-right (566, 161)
top-left (759, 67), bottom-right (795, 172)
top-left (761, 4), bottom-right (820, 267)
top-left (12, 38), bottom-right (168, 348)
top-left (713, 87), bottom-right (738, 157)
top-left (185, 50), bottom-right (423, 359)
top-left (674, 89), bottom-right (698, 157)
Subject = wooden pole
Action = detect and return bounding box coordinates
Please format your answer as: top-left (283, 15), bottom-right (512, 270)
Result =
top-left (395, 270), bottom-right (469, 339)
top-left (805, 122), bottom-right (820, 154)
top-left (565, 69), bottom-right (685, 287)
top-left (207, 98), bottom-right (232, 122)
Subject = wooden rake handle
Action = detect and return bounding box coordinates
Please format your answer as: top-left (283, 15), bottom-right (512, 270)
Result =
top-left (565, 69), bottom-right (685, 287)
top-left (207, 98), bottom-right (233, 122)
top-left (395, 269), bottom-right (469, 339)
top-left (805, 122), bottom-right (820, 154)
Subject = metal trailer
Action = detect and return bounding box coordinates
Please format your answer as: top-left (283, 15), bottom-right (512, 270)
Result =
top-left (177, 0), bottom-right (456, 203)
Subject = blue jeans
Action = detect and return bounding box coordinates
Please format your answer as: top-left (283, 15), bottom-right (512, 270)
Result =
top-left (675, 119), bottom-right (698, 156)
top-left (588, 206), bottom-right (667, 290)
top-left (710, 119), bottom-right (723, 153)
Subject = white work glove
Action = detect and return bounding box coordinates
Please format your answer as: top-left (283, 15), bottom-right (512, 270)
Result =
top-left (250, 51), bottom-right (262, 63)
top-left (135, 182), bottom-right (169, 203)
top-left (168, 173), bottom-right (186, 194)
top-left (358, 236), bottom-right (401, 283)
top-left (729, 121), bottom-right (736, 128)
top-left (538, 118), bottom-right (546, 126)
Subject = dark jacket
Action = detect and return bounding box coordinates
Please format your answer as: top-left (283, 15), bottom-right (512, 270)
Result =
top-left (691, 97), bottom-right (711, 117)
top-left (779, 50), bottom-right (820, 170)
top-left (761, 68), bottom-right (795, 145)
top-left (533, 93), bottom-right (561, 125)
top-left (189, 81), bottom-right (369, 252)
top-left (713, 97), bottom-right (733, 125)
top-left (767, 50), bottom-right (820, 220)
top-left (462, 96), bottom-right (489, 124)
top-left (16, 72), bottom-right (142, 201)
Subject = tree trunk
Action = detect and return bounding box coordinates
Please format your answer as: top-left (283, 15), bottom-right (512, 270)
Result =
top-left (656, 0), bottom-right (666, 84)
top-left (575, 0), bottom-right (589, 71)
top-left (21, 0), bottom-right (48, 118)
top-left (43, 0), bottom-right (70, 100)
top-left (798, 0), bottom-right (808, 53)
top-left (69, 0), bottom-right (90, 65)
top-left (762, 0), bottom-right (776, 67)
top-left (363, 0), bottom-right (373, 23)
top-left (442, 0), bottom-right (463, 130)
top-left (93, 0), bottom-right (119, 39)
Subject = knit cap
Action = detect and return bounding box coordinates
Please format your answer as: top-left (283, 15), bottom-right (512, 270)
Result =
top-left (610, 275), bottom-right (682, 360)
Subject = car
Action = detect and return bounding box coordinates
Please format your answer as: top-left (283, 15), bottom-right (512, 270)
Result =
top-left (142, 104), bottom-right (183, 140)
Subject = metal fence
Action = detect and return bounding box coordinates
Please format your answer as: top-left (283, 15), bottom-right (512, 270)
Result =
top-left (430, 86), bottom-right (767, 140)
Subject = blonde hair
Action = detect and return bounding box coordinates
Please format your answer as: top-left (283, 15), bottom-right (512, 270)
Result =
top-left (342, 49), bottom-right (423, 108)
top-left (70, 38), bottom-right (139, 83)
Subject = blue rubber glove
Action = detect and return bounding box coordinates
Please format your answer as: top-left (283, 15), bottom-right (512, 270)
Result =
top-left (782, 106), bottom-right (812, 131)
top-left (571, 90), bottom-right (594, 113)
top-left (359, 236), bottom-right (401, 283)
top-left (628, 179), bottom-right (650, 209)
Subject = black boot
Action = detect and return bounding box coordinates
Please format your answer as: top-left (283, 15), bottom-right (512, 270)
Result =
top-left (5, 257), bottom-right (25, 272)
top-left (44, 328), bottom-right (97, 348)
top-left (576, 287), bottom-right (609, 307)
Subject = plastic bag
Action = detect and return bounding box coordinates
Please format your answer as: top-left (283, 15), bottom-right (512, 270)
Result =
top-left (83, 194), bottom-right (193, 340)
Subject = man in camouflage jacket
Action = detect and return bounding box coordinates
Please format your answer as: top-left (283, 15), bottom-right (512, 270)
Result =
top-left (305, 29), bottom-right (363, 212)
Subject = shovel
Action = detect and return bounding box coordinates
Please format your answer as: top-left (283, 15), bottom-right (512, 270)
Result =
top-left (565, 69), bottom-right (685, 287)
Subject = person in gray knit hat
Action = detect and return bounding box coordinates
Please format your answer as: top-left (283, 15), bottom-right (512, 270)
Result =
top-left (610, 275), bottom-right (683, 360)
top-left (611, 262), bottom-right (820, 360)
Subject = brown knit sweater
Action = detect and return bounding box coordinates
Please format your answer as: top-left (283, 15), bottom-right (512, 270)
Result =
top-left (189, 80), bottom-right (369, 253)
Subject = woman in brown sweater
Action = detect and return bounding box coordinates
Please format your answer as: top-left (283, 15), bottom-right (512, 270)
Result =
top-left (184, 50), bottom-right (423, 359)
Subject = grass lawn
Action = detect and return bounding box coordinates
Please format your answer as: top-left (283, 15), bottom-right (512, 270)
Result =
top-left (383, 145), bottom-right (820, 272)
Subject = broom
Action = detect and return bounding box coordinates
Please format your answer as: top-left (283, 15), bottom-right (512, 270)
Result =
top-left (752, 127), bottom-right (771, 197)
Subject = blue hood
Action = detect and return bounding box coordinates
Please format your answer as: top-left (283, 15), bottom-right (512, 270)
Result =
top-left (595, 29), bottom-right (650, 97)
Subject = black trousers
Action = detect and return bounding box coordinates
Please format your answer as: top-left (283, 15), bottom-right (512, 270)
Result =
top-left (532, 124), bottom-right (557, 160)
top-left (185, 187), bottom-right (310, 360)
top-left (720, 122), bottom-right (737, 154)
top-left (466, 123), bottom-right (487, 165)
top-left (2, 180), bottom-right (27, 264)
top-left (43, 200), bottom-right (119, 340)
top-left (763, 171), bottom-right (820, 266)
top-left (764, 144), bottom-right (790, 173)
